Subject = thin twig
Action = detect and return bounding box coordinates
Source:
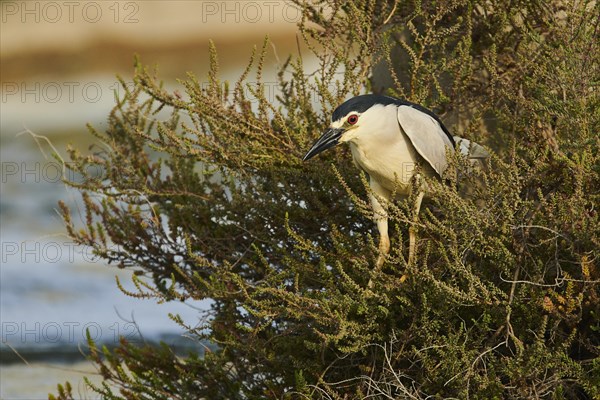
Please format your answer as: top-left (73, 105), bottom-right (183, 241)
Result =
top-left (383, 0), bottom-right (398, 24)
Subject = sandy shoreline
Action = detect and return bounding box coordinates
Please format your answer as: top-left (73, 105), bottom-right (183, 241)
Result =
top-left (1, 360), bottom-right (103, 399)
top-left (1, 1), bottom-right (301, 81)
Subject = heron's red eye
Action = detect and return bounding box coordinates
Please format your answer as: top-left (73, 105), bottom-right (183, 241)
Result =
top-left (347, 114), bottom-right (359, 125)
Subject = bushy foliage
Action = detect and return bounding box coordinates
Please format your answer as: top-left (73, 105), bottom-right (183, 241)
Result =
top-left (53, 0), bottom-right (599, 398)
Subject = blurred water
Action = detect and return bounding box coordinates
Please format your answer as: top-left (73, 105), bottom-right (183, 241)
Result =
top-left (0, 76), bottom-right (212, 369)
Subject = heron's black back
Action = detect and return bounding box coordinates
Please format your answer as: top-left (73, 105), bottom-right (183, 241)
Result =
top-left (332, 94), bottom-right (455, 147)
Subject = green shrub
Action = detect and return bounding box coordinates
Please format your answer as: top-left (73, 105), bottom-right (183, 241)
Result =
top-left (54, 1), bottom-right (599, 398)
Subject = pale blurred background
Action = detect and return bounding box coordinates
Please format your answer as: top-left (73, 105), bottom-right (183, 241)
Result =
top-left (0, 1), bottom-right (303, 397)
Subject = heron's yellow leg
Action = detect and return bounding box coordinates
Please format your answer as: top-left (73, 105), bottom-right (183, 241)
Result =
top-left (369, 180), bottom-right (391, 268)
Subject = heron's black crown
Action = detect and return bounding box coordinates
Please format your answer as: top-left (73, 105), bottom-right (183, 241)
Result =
top-left (331, 94), bottom-right (455, 146)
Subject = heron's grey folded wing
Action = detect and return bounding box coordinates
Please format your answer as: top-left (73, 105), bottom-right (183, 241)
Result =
top-left (397, 105), bottom-right (454, 177)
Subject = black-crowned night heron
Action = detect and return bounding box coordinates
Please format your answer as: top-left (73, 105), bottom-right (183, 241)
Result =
top-left (303, 94), bottom-right (487, 268)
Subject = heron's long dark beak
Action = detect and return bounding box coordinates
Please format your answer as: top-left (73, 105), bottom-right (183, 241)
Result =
top-left (302, 128), bottom-right (345, 161)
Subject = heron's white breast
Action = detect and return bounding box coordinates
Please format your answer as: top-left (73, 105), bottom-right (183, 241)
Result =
top-left (346, 105), bottom-right (422, 192)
